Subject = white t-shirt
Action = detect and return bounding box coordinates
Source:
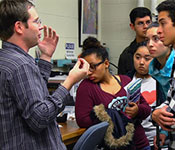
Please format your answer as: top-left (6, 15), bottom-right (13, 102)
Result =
top-left (132, 75), bottom-right (156, 146)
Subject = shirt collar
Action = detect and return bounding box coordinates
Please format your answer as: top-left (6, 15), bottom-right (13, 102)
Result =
top-left (2, 41), bottom-right (35, 64)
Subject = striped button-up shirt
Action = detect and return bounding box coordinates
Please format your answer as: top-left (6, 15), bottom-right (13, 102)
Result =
top-left (154, 51), bottom-right (175, 150)
top-left (0, 41), bottom-right (69, 150)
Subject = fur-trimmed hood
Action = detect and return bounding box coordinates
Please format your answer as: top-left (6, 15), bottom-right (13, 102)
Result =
top-left (94, 104), bottom-right (135, 149)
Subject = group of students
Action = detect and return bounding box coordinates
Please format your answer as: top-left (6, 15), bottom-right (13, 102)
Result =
top-left (1, 0), bottom-right (175, 150)
top-left (76, 1), bottom-right (175, 150)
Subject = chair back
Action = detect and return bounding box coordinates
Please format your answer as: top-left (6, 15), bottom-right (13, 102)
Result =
top-left (73, 121), bottom-right (109, 150)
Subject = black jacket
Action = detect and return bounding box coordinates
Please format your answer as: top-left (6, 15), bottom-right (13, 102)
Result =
top-left (118, 39), bottom-right (138, 75)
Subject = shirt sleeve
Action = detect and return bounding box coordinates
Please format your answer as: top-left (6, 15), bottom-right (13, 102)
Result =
top-left (136, 95), bottom-right (151, 120)
top-left (9, 63), bottom-right (69, 133)
top-left (75, 80), bottom-right (99, 128)
top-left (38, 59), bottom-right (52, 83)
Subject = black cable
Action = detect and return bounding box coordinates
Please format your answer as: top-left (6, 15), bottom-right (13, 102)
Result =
top-left (109, 62), bottom-right (118, 69)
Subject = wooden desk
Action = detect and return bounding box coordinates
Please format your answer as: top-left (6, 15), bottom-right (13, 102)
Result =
top-left (59, 120), bottom-right (86, 146)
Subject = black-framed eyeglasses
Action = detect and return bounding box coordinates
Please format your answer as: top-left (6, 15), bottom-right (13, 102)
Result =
top-left (89, 60), bottom-right (104, 72)
top-left (136, 20), bottom-right (151, 27)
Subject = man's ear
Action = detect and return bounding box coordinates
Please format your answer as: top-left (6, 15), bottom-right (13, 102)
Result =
top-left (130, 23), bottom-right (135, 31)
top-left (14, 21), bottom-right (24, 34)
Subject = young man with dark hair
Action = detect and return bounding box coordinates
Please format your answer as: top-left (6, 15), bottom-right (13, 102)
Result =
top-left (118, 7), bottom-right (152, 75)
top-left (151, 0), bottom-right (175, 149)
top-left (0, 0), bottom-right (89, 149)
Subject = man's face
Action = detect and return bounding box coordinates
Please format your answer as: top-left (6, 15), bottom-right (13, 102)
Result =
top-left (131, 16), bottom-right (151, 39)
top-left (158, 11), bottom-right (175, 46)
top-left (23, 6), bottom-right (43, 48)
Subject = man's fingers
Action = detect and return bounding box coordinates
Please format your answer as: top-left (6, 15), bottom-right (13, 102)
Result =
top-left (48, 27), bottom-right (52, 37)
top-left (43, 25), bottom-right (47, 37)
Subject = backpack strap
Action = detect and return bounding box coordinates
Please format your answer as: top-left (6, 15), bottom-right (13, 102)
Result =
top-left (113, 75), bottom-right (122, 86)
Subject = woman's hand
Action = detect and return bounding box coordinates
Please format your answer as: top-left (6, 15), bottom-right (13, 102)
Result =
top-left (125, 102), bottom-right (138, 118)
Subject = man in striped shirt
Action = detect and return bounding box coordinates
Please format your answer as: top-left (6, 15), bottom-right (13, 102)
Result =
top-left (152, 0), bottom-right (175, 149)
top-left (0, 0), bottom-right (89, 149)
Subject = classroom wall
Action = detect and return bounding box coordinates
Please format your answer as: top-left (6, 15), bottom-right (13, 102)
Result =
top-left (101, 0), bottom-right (137, 65)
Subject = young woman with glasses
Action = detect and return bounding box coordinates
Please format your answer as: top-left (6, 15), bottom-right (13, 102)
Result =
top-left (75, 46), bottom-right (151, 150)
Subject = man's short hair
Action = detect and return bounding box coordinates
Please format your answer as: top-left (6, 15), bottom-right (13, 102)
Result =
top-left (0, 0), bottom-right (34, 41)
top-left (129, 7), bottom-right (152, 24)
top-left (156, 0), bottom-right (175, 26)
